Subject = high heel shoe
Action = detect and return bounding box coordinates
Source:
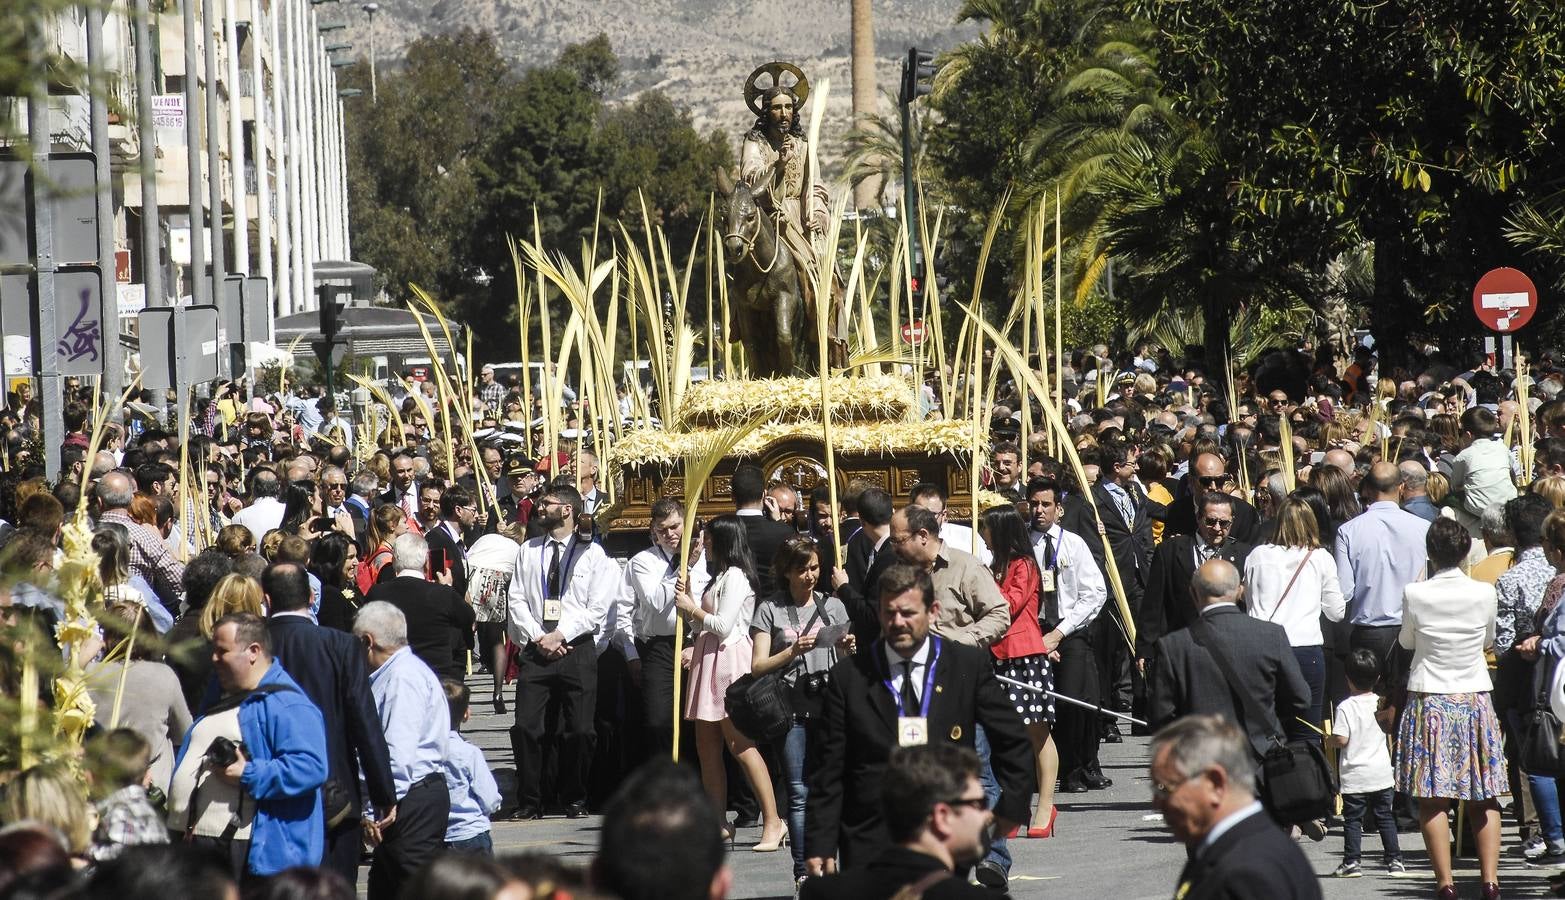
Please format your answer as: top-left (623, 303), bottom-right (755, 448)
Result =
top-left (1026, 805), bottom-right (1058, 839)
top-left (1433, 886), bottom-right (1457, 900)
top-left (720, 824), bottom-right (736, 847)
top-left (493, 696), bottom-right (507, 715)
top-left (753, 826), bottom-right (789, 852)
top-left (1480, 882), bottom-right (1500, 900)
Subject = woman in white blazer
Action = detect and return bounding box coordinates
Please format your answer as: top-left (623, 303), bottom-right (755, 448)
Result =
top-left (1244, 495), bottom-right (1346, 742)
top-left (1395, 518), bottom-right (1505, 900)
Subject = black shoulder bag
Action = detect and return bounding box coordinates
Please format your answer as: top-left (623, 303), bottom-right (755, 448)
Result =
top-left (1522, 656), bottom-right (1565, 778)
top-left (1187, 617), bottom-right (1336, 825)
top-left (726, 603), bottom-right (822, 743)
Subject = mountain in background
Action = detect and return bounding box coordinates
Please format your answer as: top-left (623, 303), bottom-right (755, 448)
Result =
top-left (347, 0), bottom-right (974, 177)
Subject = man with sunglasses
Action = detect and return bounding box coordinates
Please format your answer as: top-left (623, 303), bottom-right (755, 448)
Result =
top-left (1163, 451), bottom-right (1262, 544)
top-left (1138, 493), bottom-right (1254, 678)
top-left (801, 744), bottom-right (998, 900)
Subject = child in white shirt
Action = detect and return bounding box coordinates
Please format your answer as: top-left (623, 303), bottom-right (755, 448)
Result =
top-left (1327, 649), bottom-right (1404, 877)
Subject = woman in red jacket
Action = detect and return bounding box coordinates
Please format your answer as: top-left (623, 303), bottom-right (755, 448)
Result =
top-left (980, 503), bottom-right (1060, 838)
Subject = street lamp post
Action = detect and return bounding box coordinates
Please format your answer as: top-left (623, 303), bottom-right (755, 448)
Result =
top-left (361, 3), bottom-right (378, 103)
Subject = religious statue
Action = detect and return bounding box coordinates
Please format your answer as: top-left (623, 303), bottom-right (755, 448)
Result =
top-left (716, 62), bottom-right (847, 377)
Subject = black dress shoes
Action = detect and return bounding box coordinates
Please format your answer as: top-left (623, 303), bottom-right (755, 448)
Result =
top-left (1084, 772), bottom-right (1114, 790)
top-left (508, 805), bottom-right (542, 821)
top-left (974, 860), bottom-right (1008, 893)
top-left (564, 802), bottom-right (589, 819)
top-left (1058, 775), bottom-right (1090, 793)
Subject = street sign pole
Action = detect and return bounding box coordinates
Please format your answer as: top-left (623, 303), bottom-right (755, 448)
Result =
top-left (87, 1), bottom-right (122, 397)
top-left (28, 30), bottom-right (64, 478)
top-left (1473, 267), bottom-right (1539, 372)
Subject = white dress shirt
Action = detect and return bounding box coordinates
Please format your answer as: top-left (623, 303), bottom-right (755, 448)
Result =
top-left (366, 646), bottom-right (449, 806)
top-left (230, 497), bottom-right (286, 542)
top-left (940, 521), bottom-right (992, 565)
top-left (620, 546), bottom-right (711, 645)
top-left (1243, 545), bottom-right (1346, 647)
top-left (1033, 524), bottom-right (1106, 637)
top-left (506, 533), bottom-right (619, 646)
top-left (882, 636), bottom-right (934, 711)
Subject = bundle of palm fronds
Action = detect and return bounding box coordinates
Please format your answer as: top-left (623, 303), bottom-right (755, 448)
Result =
top-left (608, 419), bottom-right (981, 471)
top-left (674, 374), bottom-right (913, 428)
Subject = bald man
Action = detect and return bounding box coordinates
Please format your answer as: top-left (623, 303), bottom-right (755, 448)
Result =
top-left (95, 470), bottom-right (186, 613)
top-left (1163, 451), bottom-right (1261, 544)
top-left (1148, 559), bottom-right (1311, 760)
top-left (1398, 460), bottom-right (1439, 522)
top-left (1333, 461), bottom-right (1430, 674)
top-left (1323, 448), bottom-right (1356, 479)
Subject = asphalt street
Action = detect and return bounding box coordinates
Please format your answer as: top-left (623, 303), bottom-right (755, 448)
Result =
top-left (457, 673), bottom-right (1560, 899)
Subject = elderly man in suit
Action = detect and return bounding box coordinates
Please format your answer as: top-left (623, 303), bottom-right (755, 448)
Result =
top-left (1163, 451), bottom-right (1262, 544)
top-left (1152, 715), bottom-right (1321, 900)
top-left (1149, 559), bottom-right (1311, 764)
top-left (1137, 492), bottom-right (1254, 670)
top-left (803, 563), bottom-right (1033, 882)
top-left (364, 533), bottom-right (475, 682)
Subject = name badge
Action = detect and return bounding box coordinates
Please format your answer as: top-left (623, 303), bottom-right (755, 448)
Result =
top-left (1039, 569), bottom-right (1056, 593)
top-left (897, 716), bottom-right (929, 747)
top-left (543, 599), bottom-right (563, 621)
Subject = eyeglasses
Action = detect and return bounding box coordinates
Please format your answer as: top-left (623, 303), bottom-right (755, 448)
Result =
top-left (324, 482), bottom-right (346, 490)
top-left (942, 796), bottom-right (989, 812)
top-left (1152, 768), bottom-right (1211, 797)
top-left (1197, 476), bottom-right (1228, 488)
top-left (1202, 517), bottom-right (1233, 528)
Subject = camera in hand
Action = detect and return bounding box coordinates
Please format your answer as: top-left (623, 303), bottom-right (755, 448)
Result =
top-left (204, 736), bottom-right (245, 769)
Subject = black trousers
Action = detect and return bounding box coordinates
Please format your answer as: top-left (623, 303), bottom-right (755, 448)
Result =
top-left (321, 819), bottom-right (362, 887)
top-left (1348, 623), bottom-right (1409, 704)
top-left (1092, 607), bottom-right (1133, 712)
top-left (589, 645), bottom-right (640, 810)
top-left (509, 635), bottom-right (598, 808)
top-left (637, 636), bottom-right (677, 761)
top-left (1054, 631), bottom-right (1102, 778)
top-left (367, 773), bottom-right (449, 900)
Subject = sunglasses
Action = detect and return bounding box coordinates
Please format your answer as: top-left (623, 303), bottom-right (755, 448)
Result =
top-left (1203, 517), bottom-right (1233, 528)
top-left (1197, 475), bottom-right (1228, 487)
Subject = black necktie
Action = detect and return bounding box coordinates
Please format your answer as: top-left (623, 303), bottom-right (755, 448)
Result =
top-left (900, 659), bottom-right (918, 715)
top-left (548, 541), bottom-right (563, 599)
top-left (1041, 533), bottom-right (1060, 624)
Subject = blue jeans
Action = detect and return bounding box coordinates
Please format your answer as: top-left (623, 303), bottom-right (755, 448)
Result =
top-left (780, 719), bottom-right (809, 878)
top-left (974, 723), bottom-right (1011, 873)
top-left (1506, 710), bottom-right (1564, 844)
top-left (444, 831), bottom-right (494, 857)
top-left (1290, 645), bottom-right (1326, 744)
top-left (1341, 788), bottom-right (1401, 865)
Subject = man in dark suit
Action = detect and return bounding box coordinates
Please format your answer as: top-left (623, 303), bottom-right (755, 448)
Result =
top-left (733, 463), bottom-right (795, 587)
top-left (364, 533), bottom-right (476, 681)
top-left (1163, 451), bottom-right (1263, 544)
top-left (377, 450), bottom-right (422, 519)
top-left (1137, 492), bottom-right (1254, 667)
top-left (804, 563), bottom-right (1034, 876)
top-left (802, 744), bottom-right (997, 900)
top-left (832, 487), bottom-right (896, 647)
top-left (262, 562), bottom-right (399, 885)
top-left (1149, 559), bottom-right (1311, 760)
top-left (1062, 442), bottom-right (1162, 737)
top-left (424, 485), bottom-right (476, 603)
top-left (1152, 715), bottom-right (1322, 900)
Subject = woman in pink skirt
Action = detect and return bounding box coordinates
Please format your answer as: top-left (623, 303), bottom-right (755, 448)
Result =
top-left (676, 514), bottom-right (787, 850)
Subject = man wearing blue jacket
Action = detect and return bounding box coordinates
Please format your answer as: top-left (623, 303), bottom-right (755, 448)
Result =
top-left (167, 612), bottom-right (328, 878)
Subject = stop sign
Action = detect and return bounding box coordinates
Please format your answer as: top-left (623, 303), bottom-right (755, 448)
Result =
top-left (901, 320), bottom-right (928, 345)
top-left (1473, 267), bottom-right (1539, 333)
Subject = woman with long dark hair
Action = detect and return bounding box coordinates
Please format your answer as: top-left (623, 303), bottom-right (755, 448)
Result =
top-left (675, 514), bottom-right (785, 851)
top-left (978, 503), bottom-right (1059, 838)
top-left (309, 531), bottom-right (363, 633)
top-left (751, 535), bottom-right (854, 884)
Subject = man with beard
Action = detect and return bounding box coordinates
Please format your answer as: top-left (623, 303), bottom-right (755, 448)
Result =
top-left (504, 484), bottom-right (619, 819)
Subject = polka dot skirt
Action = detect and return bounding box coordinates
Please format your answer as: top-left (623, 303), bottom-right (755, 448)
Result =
top-left (994, 654), bottom-right (1054, 725)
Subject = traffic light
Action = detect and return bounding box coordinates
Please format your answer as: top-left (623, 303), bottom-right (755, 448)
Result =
top-left (900, 47), bottom-right (937, 106)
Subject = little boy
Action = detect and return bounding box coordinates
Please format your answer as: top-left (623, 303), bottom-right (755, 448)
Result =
top-left (441, 679), bottom-right (502, 856)
top-left (88, 729), bottom-right (169, 862)
top-left (1327, 649), bottom-right (1405, 877)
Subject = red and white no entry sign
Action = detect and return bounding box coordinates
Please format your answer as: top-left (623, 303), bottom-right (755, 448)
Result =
top-left (901, 320), bottom-right (928, 345)
top-left (1473, 267), bottom-right (1539, 333)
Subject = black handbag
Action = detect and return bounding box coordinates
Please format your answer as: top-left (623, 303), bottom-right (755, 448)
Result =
top-left (1523, 658), bottom-right (1565, 777)
top-left (1188, 618), bottom-right (1337, 825)
top-left (725, 603), bottom-right (823, 743)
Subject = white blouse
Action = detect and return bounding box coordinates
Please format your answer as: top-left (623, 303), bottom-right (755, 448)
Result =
top-left (701, 567), bottom-right (757, 648)
top-left (1243, 545), bottom-right (1346, 647)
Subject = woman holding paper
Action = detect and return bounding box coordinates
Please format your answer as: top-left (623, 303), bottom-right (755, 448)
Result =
top-left (751, 535), bottom-right (856, 885)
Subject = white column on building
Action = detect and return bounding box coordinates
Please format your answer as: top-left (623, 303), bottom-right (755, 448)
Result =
top-left (224, 0), bottom-right (249, 272)
top-left (269, 0), bottom-right (291, 315)
top-left (285, 0), bottom-right (306, 310)
top-left (299, 11), bottom-right (319, 297)
top-left (328, 70), bottom-right (342, 256)
top-left (338, 94), bottom-right (350, 258)
top-left (249, 0), bottom-right (271, 290)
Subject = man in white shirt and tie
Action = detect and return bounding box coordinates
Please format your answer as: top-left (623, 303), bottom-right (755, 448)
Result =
top-left (617, 497), bottom-right (711, 761)
top-left (378, 452), bottom-right (421, 521)
top-left (505, 483), bottom-right (619, 820)
top-left (1025, 477), bottom-right (1111, 795)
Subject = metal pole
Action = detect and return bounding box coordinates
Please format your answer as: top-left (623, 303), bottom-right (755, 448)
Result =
top-left (225, 0), bottom-right (249, 274)
top-left (285, 0), bottom-right (305, 311)
top-left (899, 79), bottom-right (919, 280)
top-left (269, 0), bottom-right (291, 316)
top-left (88, 1), bottom-right (124, 397)
top-left (994, 675), bottom-right (1149, 726)
top-left (182, 0), bottom-right (207, 304)
top-left (133, 0), bottom-right (164, 312)
top-left (251, 2), bottom-right (270, 289)
top-left (204, 0), bottom-right (228, 306)
top-left (27, 30), bottom-right (64, 478)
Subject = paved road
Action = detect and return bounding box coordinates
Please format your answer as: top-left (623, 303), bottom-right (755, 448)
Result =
top-left (459, 673), bottom-right (1557, 898)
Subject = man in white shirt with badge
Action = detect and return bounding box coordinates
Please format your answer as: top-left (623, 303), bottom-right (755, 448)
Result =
top-left (505, 483), bottom-right (619, 820)
top-left (618, 497), bottom-right (710, 761)
top-left (1025, 477), bottom-right (1111, 796)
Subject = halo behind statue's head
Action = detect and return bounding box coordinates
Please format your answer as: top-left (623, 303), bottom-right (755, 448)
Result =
top-left (745, 62), bottom-right (810, 117)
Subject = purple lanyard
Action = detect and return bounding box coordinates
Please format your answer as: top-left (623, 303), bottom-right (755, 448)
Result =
top-left (540, 537), bottom-right (582, 598)
top-left (881, 637), bottom-right (942, 719)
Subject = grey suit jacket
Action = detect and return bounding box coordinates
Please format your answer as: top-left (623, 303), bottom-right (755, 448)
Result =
top-left (1149, 604), bottom-right (1311, 758)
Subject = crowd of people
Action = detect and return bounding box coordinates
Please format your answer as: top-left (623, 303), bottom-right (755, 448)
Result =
top-left (2, 339), bottom-right (1564, 899)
